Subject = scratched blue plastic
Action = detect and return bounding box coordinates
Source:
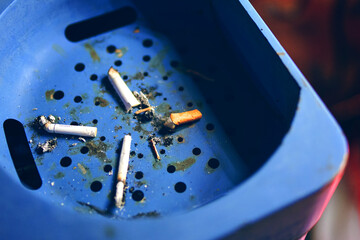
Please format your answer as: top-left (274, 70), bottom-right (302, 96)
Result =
top-left (0, 0), bottom-right (347, 239)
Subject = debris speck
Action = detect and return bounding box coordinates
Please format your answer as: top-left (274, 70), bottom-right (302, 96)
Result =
top-left (78, 137), bottom-right (86, 143)
top-left (32, 108), bottom-right (38, 111)
top-left (77, 163), bottom-right (87, 175)
top-left (51, 182), bottom-right (55, 186)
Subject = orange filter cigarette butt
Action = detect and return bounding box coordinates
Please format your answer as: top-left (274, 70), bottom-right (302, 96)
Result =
top-left (172, 109), bottom-right (202, 125)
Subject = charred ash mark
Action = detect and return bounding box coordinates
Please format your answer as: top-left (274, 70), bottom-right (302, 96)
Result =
top-left (134, 109), bottom-right (154, 123)
top-left (36, 138), bottom-right (57, 154)
top-left (139, 86), bottom-right (163, 100)
top-left (147, 135), bottom-right (173, 147)
top-left (131, 211), bottom-right (160, 219)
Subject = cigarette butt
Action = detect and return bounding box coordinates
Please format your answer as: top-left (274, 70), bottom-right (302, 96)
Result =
top-left (115, 134), bottom-right (132, 208)
top-left (135, 107), bottom-right (153, 115)
top-left (150, 138), bottom-right (161, 160)
top-left (108, 67), bottom-right (140, 112)
top-left (39, 116), bottom-right (97, 137)
top-left (170, 109), bottom-right (202, 126)
top-left (115, 181), bottom-right (125, 208)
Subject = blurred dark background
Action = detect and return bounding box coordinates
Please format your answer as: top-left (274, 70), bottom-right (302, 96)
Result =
top-left (251, 0), bottom-right (360, 239)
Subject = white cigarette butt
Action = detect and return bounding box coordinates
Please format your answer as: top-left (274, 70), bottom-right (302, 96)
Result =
top-left (39, 116), bottom-right (97, 137)
top-left (115, 134), bottom-right (132, 208)
top-left (108, 67), bottom-right (140, 112)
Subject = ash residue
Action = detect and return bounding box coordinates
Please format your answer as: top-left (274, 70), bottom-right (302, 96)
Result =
top-left (132, 211), bottom-right (160, 219)
top-left (48, 115), bottom-right (56, 123)
top-left (134, 109), bottom-right (154, 123)
top-left (150, 114), bottom-right (166, 131)
top-left (132, 72), bottom-right (145, 80)
top-left (76, 201), bottom-right (111, 217)
top-left (162, 136), bottom-right (173, 147)
top-left (85, 140), bottom-right (112, 163)
top-left (133, 91), bottom-right (150, 107)
top-left (36, 138), bottom-right (57, 154)
top-left (139, 86), bottom-right (162, 100)
top-left (147, 136), bottom-right (161, 144)
top-left (147, 135), bottom-right (173, 147)
top-left (133, 121), bottom-right (152, 136)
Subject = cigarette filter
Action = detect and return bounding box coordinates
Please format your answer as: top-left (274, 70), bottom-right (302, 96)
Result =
top-left (108, 67), bottom-right (140, 112)
top-left (164, 109), bottom-right (202, 129)
top-left (115, 134), bottom-right (132, 208)
top-left (39, 116), bottom-right (97, 137)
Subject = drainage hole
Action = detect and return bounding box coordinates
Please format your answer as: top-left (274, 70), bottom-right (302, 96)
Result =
top-left (142, 55), bottom-right (151, 62)
top-left (163, 98), bottom-right (167, 101)
top-left (167, 165), bottom-right (176, 173)
top-left (174, 182), bottom-right (186, 193)
top-left (74, 96), bottom-right (82, 103)
top-left (90, 181), bottom-right (102, 192)
top-left (138, 153), bottom-right (143, 158)
top-left (70, 121), bottom-right (79, 126)
top-left (142, 39), bottom-right (153, 48)
top-left (92, 119), bottom-right (98, 124)
top-left (160, 149), bottom-right (165, 154)
top-left (132, 190), bottom-right (144, 201)
top-left (206, 123), bottom-right (215, 131)
top-left (107, 45), bottom-right (116, 53)
top-left (114, 60), bottom-right (122, 66)
top-left (53, 91), bottom-right (64, 100)
top-left (192, 147), bottom-right (201, 156)
top-left (80, 146), bottom-right (89, 154)
top-left (135, 171), bottom-right (144, 179)
top-left (123, 75), bottom-right (128, 80)
top-left (90, 74), bottom-right (98, 81)
top-left (100, 136), bottom-right (106, 141)
top-left (170, 60), bottom-right (179, 68)
top-left (208, 158), bottom-right (220, 169)
top-left (74, 63), bottom-right (85, 72)
top-left (130, 151), bottom-right (136, 157)
top-left (177, 136), bottom-right (184, 143)
top-left (95, 101), bottom-right (100, 106)
top-left (143, 72), bottom-right (148, 77)
top-left (60, 156), bottom-right (72, 167)
top-left (162, 76), bottom-right (168, 80)
top-left (187, 102), bottom-right (193, 107)
top-left (103, 164), bottom-right (112, 173)
top-left (178, 86), bottom-right (184, 91)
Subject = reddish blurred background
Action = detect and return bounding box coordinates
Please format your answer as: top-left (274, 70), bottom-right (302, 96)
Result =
top-left (251, 0), bottom-right (360, 239)
top-left (251, 0), bottom-right (360, 240)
